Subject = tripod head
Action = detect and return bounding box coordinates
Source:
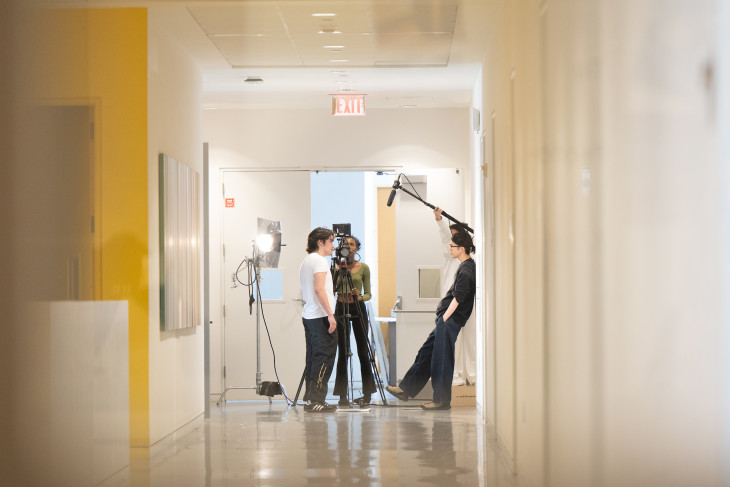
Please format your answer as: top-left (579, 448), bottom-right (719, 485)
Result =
top-left (334, 236), bottom-right (353, 262)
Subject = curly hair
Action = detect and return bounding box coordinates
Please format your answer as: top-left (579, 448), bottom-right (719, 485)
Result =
top-left (306, 227), bottom-right (335, 253)
top-left (451, 232), bottom-right (475, 255)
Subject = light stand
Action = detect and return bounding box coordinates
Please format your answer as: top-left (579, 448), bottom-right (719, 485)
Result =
top-left (216, 241), bottom-right (262, 406)
top-left (217, 218), bottom-right (283, 406)
top-left (392, 178), bottom-right (474, 234)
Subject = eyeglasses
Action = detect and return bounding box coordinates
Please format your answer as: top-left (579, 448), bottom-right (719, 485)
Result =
top-left (449, 245), bottom-right (461, 248)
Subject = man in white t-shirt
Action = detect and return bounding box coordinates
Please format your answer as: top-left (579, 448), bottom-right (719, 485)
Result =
top-left (299, 227), bottom-right (338, 412)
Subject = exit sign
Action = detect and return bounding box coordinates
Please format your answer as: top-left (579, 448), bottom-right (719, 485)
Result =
top-left (331, 94), bottom-right (366, 116)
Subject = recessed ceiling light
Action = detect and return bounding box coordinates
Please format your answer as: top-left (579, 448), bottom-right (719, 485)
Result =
top-left (318, 29), bottom-right (342, 34)
top-left (399, 105), bottom-right (418, 108)
top-left (211, 33), bottom-right (264, 38)
top-left (312, 13), bottom-right (337, 17)
top-left (329, 59), bottom-right (349, 63)
top-left (323, 45), bottom-right (345, 49)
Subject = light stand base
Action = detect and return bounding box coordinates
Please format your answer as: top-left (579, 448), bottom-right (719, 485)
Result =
top-left (216, 386), bottom-right (256, 406)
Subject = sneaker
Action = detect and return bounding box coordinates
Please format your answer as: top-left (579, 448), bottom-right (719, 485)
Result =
top-left (338, 396), bottom-right (350, 407)
top-left (421, 401), bottom-right (451, 411)
top-left (386, 385), bottom-right (409, 402)
top-left (353, 394), bottom-right (371, 406)
top-left (304, 402), bottom-right (337, 413)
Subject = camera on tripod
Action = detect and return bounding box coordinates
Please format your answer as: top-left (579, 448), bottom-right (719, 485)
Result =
top-left (332, 223), bottom-right (352, 264)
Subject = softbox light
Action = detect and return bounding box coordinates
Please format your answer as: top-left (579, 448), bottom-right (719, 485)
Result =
top-left (256, 217), bottom-right (282, 268)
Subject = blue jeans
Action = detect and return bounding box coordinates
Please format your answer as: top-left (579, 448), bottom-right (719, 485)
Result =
top-left (302, 316), bottom-right (338, 404)
top-left (398, 315), bottom-right (462, 405)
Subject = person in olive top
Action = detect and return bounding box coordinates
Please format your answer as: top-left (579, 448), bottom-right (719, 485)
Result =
top-left (332, 236), bottom-right (377, 406)
top-left (386, 231), bottom-right (476, 410)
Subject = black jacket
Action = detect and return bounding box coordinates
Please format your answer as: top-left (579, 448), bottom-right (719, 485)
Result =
top-left (436, 257), bottom-right (476, 326)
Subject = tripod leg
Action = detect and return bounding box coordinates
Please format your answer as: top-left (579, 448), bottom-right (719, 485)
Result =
top-left (337, 267), bottom-right (389, 407)
top-left (333, 300), bottom-right (355, 407)
top-left (293, 368), bottom-right (306, 406)
top-left (353, 301), bottom-right (388, 405)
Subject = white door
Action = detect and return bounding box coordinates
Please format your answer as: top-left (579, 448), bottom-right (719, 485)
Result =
top-left (392, 169), bottom-right (466, 384)
top-left (220, 170), bottom-right (310, 400)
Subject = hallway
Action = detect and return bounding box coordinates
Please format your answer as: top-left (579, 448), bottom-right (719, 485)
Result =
top-left (101, 401), bottom-right (518, 487)
top-left (3, 1), bottom-right (730, 486)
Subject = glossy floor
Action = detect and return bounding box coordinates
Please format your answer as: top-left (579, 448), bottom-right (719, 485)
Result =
top-left (101, 399), bottom-right (519, 487)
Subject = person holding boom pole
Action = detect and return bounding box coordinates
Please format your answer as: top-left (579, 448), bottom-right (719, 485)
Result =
top-left (386, 231), bottom-right (476, 410)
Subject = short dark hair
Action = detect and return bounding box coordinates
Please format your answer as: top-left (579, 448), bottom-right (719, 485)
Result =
top-left (449, 222), bottom-right (469, 234)
top-left (451, 232), bottom-right (475, 255)
top-left (306, 227), bottom-right (335, 253)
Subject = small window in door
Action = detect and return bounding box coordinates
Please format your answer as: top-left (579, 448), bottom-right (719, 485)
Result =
top-left (259, 269), bottom-right (284, 301)
top-left (418, 267), bottom-right (441, 299)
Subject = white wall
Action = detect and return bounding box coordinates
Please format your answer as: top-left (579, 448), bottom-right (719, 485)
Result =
top-left (721, 3), bottom-right (730, 482)
top-left (470, 72), bottom-right (489, 420)
top-left (479, 0), bottom-right (729, 486)
top-left (599, 1), bottom-right (722, 485)
top-left (203, 108), bottom-right (469, 168)
top-left (147, 6), bottom-right (205, 444)
top-left (203, 107), bottom-right (470, 394)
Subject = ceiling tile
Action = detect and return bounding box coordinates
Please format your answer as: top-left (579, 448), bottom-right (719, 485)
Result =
top-left (213, 36), bottom-right (301, 67)
top-left (279, 3), bottom-right (373, 35)
top-left (374, 33), bottom-right (453, 66)
top-left (294, 34), bottom-right (375, 65)
top-left (370, 2), bottom-right (458, 34)
top-left (187, 4), bottom-right (287, 36)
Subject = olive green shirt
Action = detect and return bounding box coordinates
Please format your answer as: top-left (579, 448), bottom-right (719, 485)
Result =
top-left (335, 262), bottom-right (371, 301)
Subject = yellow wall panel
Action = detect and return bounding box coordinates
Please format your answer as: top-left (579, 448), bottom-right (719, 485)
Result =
top-left (90, 8), bottom-right (149, 448)
top-left (377, 188), bottom-right (396, 355)
top-left (27, 7), bottom-right (150, 446)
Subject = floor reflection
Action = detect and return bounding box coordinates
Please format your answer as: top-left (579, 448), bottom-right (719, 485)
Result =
top-left (99, 401), bottom-right (520, 487)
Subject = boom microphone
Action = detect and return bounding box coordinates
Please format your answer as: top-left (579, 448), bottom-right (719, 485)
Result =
top-left (386, 189), bottom-right (397, 207)
top-left (386, 174), bottom-right (401, 207)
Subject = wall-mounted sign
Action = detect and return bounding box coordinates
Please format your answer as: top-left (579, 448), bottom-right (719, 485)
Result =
top-left (225, 198), bottom-right (235, 208)
top-left (331, 94), bottom-right (366, 116)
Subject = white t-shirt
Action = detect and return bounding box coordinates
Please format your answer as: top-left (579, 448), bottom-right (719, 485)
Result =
top-left (299, 252), bottom-right (336, 319)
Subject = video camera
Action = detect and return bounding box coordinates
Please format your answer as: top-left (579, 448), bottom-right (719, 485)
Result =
top-left (332, 223), bottom-right (352, 263)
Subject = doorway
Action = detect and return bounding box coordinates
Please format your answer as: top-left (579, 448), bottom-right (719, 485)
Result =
top-left (20, 104), bottom-right (96, 301)
top-left (211, 168), bottom-right (467, 401)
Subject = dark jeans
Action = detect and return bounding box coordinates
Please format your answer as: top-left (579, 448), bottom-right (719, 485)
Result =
top-left (302, 316), bottom-right (338, 404)
top-left (333, 300), bottom-right (376, 397)
top-left (398, 314), bottom-right (462, 405)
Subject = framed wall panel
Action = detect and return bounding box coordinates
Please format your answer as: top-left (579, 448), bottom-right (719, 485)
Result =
top-left (159, 153), bottom-right (201, 331)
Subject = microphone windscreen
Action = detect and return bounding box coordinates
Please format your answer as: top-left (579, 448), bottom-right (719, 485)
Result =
top-left (386, 189), bottom-right (397, 207)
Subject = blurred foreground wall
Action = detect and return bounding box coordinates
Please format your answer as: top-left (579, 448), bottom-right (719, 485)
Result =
top-left (478, 0), bottom-right (729, 486)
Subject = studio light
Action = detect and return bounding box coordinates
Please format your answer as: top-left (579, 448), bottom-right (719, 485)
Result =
top-left (255, 218), bottom-right (282, 269)
top-left (255, 233), bottom-right (274, 253)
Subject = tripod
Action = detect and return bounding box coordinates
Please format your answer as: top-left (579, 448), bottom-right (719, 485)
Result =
top-left (331, 258), bottom-right (388, 408)
top-left (292, 257), bottom-right (388, 407)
